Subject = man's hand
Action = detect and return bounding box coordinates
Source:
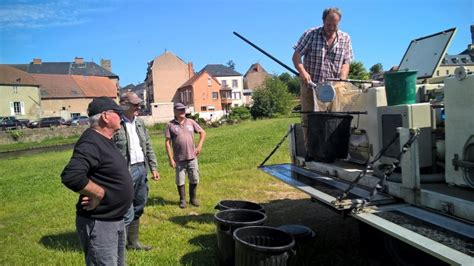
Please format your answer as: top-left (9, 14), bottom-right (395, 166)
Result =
top-left (79, 180), bottom-right (105, 211)
top-left (299, 71), bottom-right (312, 86)
top-left (80, 195), bottom-right (102, 211)
top-left (169, 159), bottom-right (176, 169)
top-left (151, 170), bottom-right (161, 181)
top-left (195, 145), bottom-right (202, 157)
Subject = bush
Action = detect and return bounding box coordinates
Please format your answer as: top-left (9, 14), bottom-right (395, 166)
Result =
top-left (229, 106), bottom-right (251, 121)
top-left (8, 130), bottom-right (25, 141)
top-left (187, 113), bottom-right (206, 127)
top-left (250, 77), bottom-right (293, 118)
top-left (149, 122), bottom-right (167, 132)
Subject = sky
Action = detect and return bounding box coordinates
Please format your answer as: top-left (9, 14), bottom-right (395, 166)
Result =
top-left (1, 0), bottom-right (473, 86)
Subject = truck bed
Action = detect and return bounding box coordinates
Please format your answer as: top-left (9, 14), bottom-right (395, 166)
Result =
top-left (260, 163), bottom-right (474, 265)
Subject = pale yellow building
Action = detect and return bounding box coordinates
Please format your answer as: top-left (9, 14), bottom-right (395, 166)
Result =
top-left (0, 65), bottom-right (41, 120)
top-left (32, 74), bottom-right (118, 118)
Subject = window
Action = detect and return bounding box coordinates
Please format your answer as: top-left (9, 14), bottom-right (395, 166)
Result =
top-left (232, 79), bottom-right (238, 88)
top-left (201, 106), bottom-right (207, 111)
top-left (208, 105), bottom-right (215, 111)
top-left (10, 101), bottom-right (24, 115)
top-left (232, 92), bottom-right (241, 99)
top-left (13, 102), bottom-right (21, 114)
top-left (234, 104), bottom-right (239, 107)
top-left (221, 80), bottom-right (227, 87)
top-left (436, 70), bottom-right (439, 76)
top-left (446, 70), bottom-right (449, 75)
top-left (212, 92), bottom-right (218, 100)
top-left (208, 77), bottom-right (212, 86)
top-left (71, 113), bottom-right (80, 118)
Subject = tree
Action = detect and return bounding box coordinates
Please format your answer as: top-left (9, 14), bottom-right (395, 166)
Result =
top-left (250, 77), bottom-right (293, 118)
top-left (349, 61), bottom-right (369, 80)
top-left (278, 72), bottom-right (300, 96)
top-left (369, 63), bottom-right (383, 75)
top-left (226, 60), bottom-right (235, 70)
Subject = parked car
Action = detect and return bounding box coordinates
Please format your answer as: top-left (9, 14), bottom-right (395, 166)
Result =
top-left (27, 120), bottom-right (39, 128)
top-left (65, 116), bottom-right (89, 126)
top-left (17, 119), bottom-right (30, 128)
top-left (0, 116), bottom-right (26, 130)
top-left (38, 117), bottom-right (66, 128)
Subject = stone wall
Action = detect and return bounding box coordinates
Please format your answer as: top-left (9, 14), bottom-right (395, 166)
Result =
top-left (0, 126), bottom-right (87, 144)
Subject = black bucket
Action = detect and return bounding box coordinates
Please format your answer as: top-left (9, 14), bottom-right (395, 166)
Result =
top-left (214, 210), bottom-right (267, 266)
top-left (307, 112), bottom-right (353, 163)
top-left (233, 226), bottom-right (295, 266)
top-left (277, 225), bottom-right (315, 266)
top-left (215, 200), bottom-right (265, 213)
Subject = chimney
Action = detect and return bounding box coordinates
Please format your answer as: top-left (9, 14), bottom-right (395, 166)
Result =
top-left (188, 62), bottom-right (194, 78)
top-left (74, 57), bottom-right (84, 64)
top-left (100, 59), bottom-right (112, 72)
top-left (471, 25), bottom-right (474, 44)
top-left (32, 58), bottom-right (42, 64)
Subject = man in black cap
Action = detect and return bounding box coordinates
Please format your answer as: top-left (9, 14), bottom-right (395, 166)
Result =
top-left (61, 97), bottom-right (134, 265)
top-left (113, 91), bottom-right (160, 251)
top-left (165, 102), bottom-right (206, 208)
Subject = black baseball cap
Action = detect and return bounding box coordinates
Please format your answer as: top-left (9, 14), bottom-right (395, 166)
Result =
top-left (87, 97), bottom-right (128, 116)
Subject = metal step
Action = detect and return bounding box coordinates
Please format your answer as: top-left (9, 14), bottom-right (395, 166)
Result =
top-left (259, 163), bottom-right (396, 211)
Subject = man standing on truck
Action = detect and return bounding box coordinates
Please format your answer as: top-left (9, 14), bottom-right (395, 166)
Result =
top-left (292, 7), bottom-right (353, 160)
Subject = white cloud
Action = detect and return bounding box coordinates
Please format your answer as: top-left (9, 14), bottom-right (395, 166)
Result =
top-left (0, 1), bottom-right (114, 30)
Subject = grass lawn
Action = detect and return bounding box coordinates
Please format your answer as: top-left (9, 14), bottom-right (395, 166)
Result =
top-left (0, 117), bottom-right (312, 265)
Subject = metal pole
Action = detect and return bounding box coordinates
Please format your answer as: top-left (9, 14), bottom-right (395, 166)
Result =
top-left (233, 32), bottom-right (299, 76)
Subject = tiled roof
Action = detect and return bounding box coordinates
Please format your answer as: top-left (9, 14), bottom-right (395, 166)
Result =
top-left (200, 64), bottom-right (242, 77)
top-left (9, 61), bottom-right (118, 77)
top-left (244, 63), bottom-right (268, 76)
top-left (31, 74), bottom-right (117, 99)
top-left (71, 75), bottom-right (117, 97)
top-left (178, 71), bottom-right (221, 89)
top-left (0, 65), bottom-right (39, 86)
top-left (121, 83), bottom-right (145, 93)
top-left (440, 54), bottom-right (474, 65)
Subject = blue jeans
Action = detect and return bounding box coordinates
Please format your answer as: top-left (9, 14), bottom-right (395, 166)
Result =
top-left (124, 163), bottom-right (148, 225)
top-left (76, 215), bottom-right (126, 266)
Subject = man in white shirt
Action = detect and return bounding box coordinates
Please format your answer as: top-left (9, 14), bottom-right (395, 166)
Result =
top-left (113, 92), bottom-right (160, 251)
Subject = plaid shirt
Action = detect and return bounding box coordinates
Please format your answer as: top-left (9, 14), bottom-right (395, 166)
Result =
top-left (294, 26), bottom-right (353, 83)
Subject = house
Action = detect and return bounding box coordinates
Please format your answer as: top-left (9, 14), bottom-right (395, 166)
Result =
top-left (243, 63), bottom-right (271, 106)
top-left (10, 57), bottom-right (118, 84)
top-left (0, 65), bottom-right (41, 120)
top-left (200, 64), bottom-right (244, 112)
top-left (145, 51), bottom-right (194, 122)
top-left (121, 83), bottom-right (149, 114)
top-left (177, 71), bottom-right (226, 120)
top-left (31, 74), bottom-right (118, 118)
top-left (3, 57), bottom-right (120, 119)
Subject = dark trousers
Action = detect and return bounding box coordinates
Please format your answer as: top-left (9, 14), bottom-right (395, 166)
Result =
top-left (124, 162), bottom-right (148, 225)
top-left (76, 215), bottom-right (126, 266)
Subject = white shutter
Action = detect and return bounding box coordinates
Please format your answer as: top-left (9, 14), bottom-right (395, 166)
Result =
top-left (20, 102), bottom-right (25, 115)
top-left (9, 102), bottom-right (14, 115)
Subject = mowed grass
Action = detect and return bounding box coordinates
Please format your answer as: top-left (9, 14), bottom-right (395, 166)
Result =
top-left (0, 117), bottom-right (299, 265)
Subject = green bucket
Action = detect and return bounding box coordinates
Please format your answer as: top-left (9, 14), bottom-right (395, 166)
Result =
top-left (384, 70), bottom-right (417, 106)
